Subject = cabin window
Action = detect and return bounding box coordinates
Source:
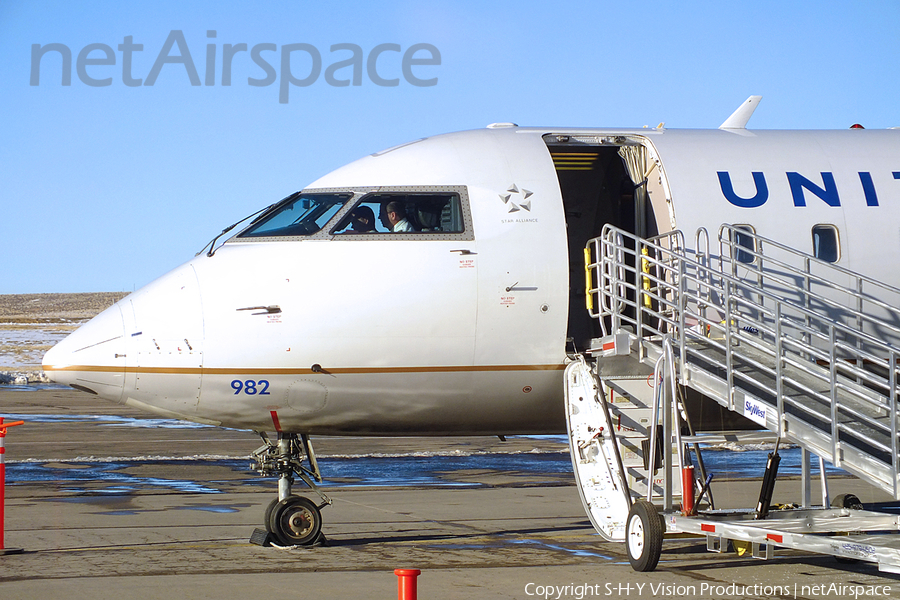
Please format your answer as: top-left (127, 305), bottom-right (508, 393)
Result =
top-left (731, 224), bottom-right (756, 264)
top-left (331, 192), bottom-right (466, 236)
top-left (237, 192), bottom-right (352, 238)
top-left (812, 224), bottom-right (840, 263)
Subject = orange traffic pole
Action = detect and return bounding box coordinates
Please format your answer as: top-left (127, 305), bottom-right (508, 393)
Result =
top-left (395, 568), bottom-right (421, 600)
top-left (681, 465), bottom-right (695, 516)
top-left (1, 417), bottom-right (25, 555)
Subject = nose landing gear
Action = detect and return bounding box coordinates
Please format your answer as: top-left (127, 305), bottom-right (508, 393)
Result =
top-left (251, 432), bottom-right (332, 546)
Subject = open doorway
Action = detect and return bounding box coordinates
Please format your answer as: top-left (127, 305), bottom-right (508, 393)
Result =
top-left (544, 136), bottom-right (662, 351)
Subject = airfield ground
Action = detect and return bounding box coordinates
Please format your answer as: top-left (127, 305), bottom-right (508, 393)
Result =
top-left (1, 389), bottom-right (898, 599)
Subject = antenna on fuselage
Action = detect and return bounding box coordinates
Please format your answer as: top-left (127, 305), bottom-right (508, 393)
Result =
top-left (719, 95), bottom-right (762, 130)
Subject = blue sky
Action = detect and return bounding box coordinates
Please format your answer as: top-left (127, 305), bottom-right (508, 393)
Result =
top-left (2, 1), bottom-right (898, 293)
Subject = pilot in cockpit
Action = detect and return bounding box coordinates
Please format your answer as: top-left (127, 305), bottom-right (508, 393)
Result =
top-left (385, 201), bottom-right (415, 232)
top-left (348, 206), bottom-right (376, 232)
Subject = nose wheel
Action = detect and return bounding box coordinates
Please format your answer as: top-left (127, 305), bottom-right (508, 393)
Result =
top-left (268, 495), bottom-right (323, 545)
top-left (252, 432), bottom-right (332, 547)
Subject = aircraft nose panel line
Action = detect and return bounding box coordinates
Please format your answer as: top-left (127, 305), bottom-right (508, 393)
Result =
top-left (70, 335), bottom-right (125, 354)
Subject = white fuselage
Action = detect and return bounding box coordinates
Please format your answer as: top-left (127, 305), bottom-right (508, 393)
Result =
top-left (43, 124), bottom-right (900, 435)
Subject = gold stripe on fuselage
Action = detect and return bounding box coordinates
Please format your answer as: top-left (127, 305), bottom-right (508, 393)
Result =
top-left (44, 364), bottom-right (567, 375)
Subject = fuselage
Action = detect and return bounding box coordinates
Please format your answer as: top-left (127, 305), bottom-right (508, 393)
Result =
top-left (42, 124), bottom-right (900, 435)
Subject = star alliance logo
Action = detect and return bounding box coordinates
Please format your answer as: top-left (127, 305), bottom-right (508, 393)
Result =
top-left (499, 184), bottom-right (533, 213)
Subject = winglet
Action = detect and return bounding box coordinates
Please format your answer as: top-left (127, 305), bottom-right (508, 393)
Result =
top-left (719, 96), bottom-right (762, 130)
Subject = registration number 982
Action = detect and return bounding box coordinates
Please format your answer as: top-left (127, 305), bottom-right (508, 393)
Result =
top-left (231, 379), bottom-right (271, 395)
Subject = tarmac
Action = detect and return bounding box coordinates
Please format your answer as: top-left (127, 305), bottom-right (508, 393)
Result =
top-left (1, 388), bottom-right (899, 600)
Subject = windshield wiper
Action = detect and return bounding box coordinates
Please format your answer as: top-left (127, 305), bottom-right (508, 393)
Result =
top-left (197, 191), bottom-right (302, 257)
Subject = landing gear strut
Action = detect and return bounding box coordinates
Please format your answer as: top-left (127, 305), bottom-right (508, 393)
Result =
top-left (251, 432), bottom-right (332, 546)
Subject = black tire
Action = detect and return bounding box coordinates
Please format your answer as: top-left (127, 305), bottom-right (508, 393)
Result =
top-left (832, 493), bottom-right (863, 510)
top-left (264, 497), bottom-right (279, 528)
top-left (626, 500), bottom-right (664, 572)
top-left (268, 496), bottom-right (323, 546)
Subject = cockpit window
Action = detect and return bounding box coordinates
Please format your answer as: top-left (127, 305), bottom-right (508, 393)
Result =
top-left (227, 186), bottom-right (473, 244)
top-left (330, 193), bottom-right (466, 235)
top-left (238, 193), bottom-right (352, 238)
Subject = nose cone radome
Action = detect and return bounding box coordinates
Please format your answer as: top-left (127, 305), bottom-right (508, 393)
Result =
top-left (42, 302), bottom-right (126, 401)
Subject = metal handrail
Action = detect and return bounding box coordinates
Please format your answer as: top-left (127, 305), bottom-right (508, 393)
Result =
top-left (715, 224), bottom-right (900, 364)
top-left (585, 224), bottom-right (900, 499)
top-left (717, 224), bottom-right (900, 330)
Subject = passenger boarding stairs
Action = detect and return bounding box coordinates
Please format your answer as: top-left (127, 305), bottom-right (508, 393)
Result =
top-left (585, 224), bottom-right (900, 501)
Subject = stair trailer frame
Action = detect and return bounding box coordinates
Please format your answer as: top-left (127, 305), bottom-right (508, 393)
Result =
top-left (566, 224), bottom-right (900, 573)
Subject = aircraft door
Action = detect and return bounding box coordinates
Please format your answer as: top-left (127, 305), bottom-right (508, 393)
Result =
top-left (545, 139), bottom-right (665, 350)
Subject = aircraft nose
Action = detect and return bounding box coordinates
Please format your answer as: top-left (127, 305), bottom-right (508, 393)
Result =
top-left (42, 302), bottom-right (127, 401)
